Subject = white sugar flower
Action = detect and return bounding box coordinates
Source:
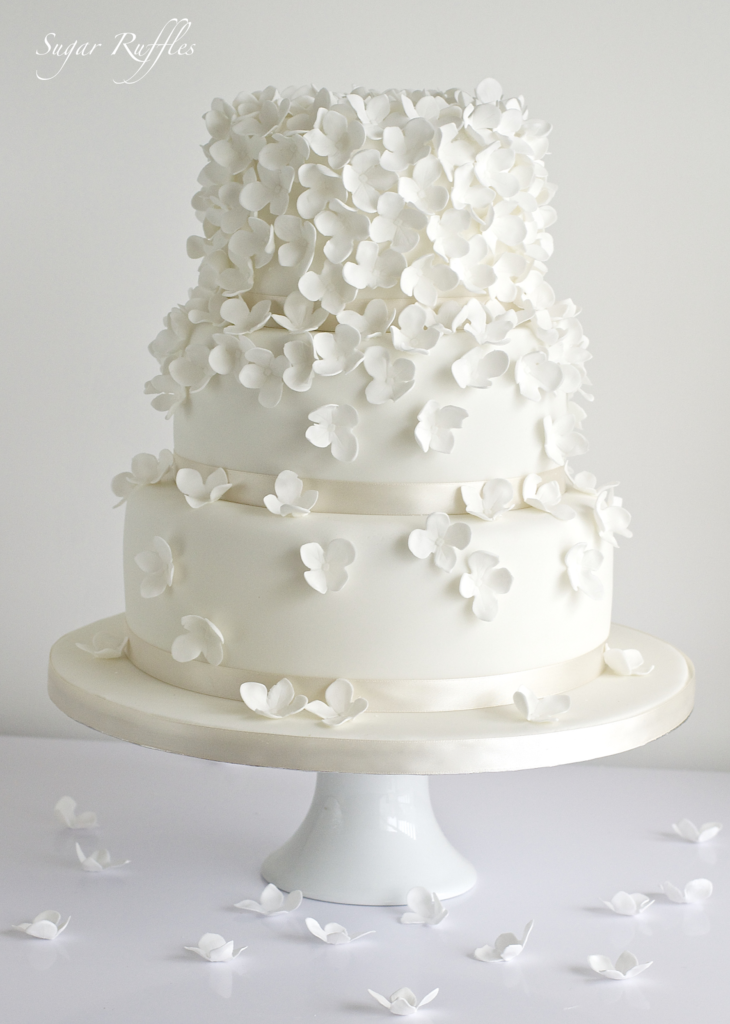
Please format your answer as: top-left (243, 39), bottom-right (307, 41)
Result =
top-left (258, 131), bottom-right (309, 171)
top-left (264, 470), bottom-right (318, 516)
top-left (220, 297), bottom-right (272, 335)
top-left (368, 986), bottom-right (439, 1016)
top-left (13, 911), bottom-right (70, 940)
top-left (306, 109), bottom-right (366, 169)
top-left (370, 193), bottom-right (427, 254)
top-left (588, 951), bottom-right (652, 981)
top-left (672, 819), bottom-right (722, 843)
top-left (544, 414), bottom-right (589, 466)
top-left (603, 646), bottom-right (654, 676)
top-left (594, 485), bottom-right (633, 547)
top-left (461, 479), bottom-right (514, 521)
top-left (343, 240), bottom-right (406, 290)
top-left (283, 335), bottom-right (316, 392)
top-left (436, 123), bottom-right (476, 182)
top-left (415, 400), bottom-right (468, 454)
top-left (240, 166), bottom-right (295, 216)
top-left (564, 461), bottom-right (598, 495)
top-left (347, 91), bottom-right (391, 140)
top-left (209, 333), bottom-right (252, 376)
top-left (240, 347), bottom-right (290, 408)
top-left (306, 678), bottom-right (368, 725)
top-left (474, 143), bottom-right (520, 198)
top-left (451, 346), bottom-right (508, 389)
top-left (398, 155), bottom-right (449, 214)
top-left (513, 686), bottom-right (570, 723)
top-left (135, 537), bottom-right (174, 598)
top-left (400, 887), bottom-right (448, 926)
top-left (408, 513), bottom-right (471, 573)
top-left (169, 345), bottom-right (215, 393)
top-left (75, 632), bottom-right (128, 659)
top-left (313, 324), bottom-right (364, 376)
top-left (228, 218), bottom-right (275, 270)
top-left (235, 883), bottom-right (303, 915)
top-left (391, 304), bottom-right (440, 354)
top-left (305, 917), bottom-right (374, 943)
top-left (601, 892), bottom-right (654, 916)
top-left (515, 351), bottom-right (563, 401)
top-left (314, 199), bottom-right (370, 264)
top-left (460, 551), bottom-right (513, 621)
top-left (451, 163), bottom-right (494, 214)
top-left (301, 540), bottom-right (356, 594)
top-left (453, 298), bottom-right (516, 346)
top-left (176, 467), bottom-right (232, 508)
top-left (54, 796), bottom-right (98, 829)
top-left (343, 149), bottom-right (397, 212)
top-left (299, 260), bottom-right (357, 315)
top-left (401, 254), bottom-right (459, 308)
top-left (273, 215), bottom-right (316, 269)
top-left (171, 616), bottom-right (224, 666)
top-left (240, 678), bottom-right (308, 719)
top-left (474, 921), bottom-right (534, 962)
top-left (364, 347), bottom-right (415, 404)
top-left (339, 298), bottom-right (396, 337)
top-left (184, 933), bottom-right (246, 962)
top-left (381, 118), bottom-right (434, 172)
top-left (522, 474), bottom-right (575, 520)
top-left (427, 208), bottom-right (471, 259)
top-left (75, 843), bottom-right (130, 872)
top-left (662, 878), bottom-right (713, 904)
top-left (450, 235), bottom-right (497, 294)
top-left (297, 163), bottom-right (347, 219)
top-left (306, 404), bottom-right (359, 462)
top-left (565, 543), bottom-right (604, 599)
top-left (111, 449), bottom-right (175, 506)
top-left (272, 292), bottom-right (327, 333)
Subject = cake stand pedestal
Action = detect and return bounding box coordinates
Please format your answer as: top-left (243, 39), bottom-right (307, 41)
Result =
top-left (49, 616), bottom-right (693, 905)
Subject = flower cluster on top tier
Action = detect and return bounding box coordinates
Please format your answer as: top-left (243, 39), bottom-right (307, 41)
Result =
top-left (145, 80), bottom-right (592, 449)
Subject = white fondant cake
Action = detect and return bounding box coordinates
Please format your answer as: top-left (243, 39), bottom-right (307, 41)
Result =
top-left (113, 80), bottom-right (632, 716)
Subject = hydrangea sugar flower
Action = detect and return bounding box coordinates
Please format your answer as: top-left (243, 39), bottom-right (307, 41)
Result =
top-left (543, 414), bottom-right (589, 466)
top-left (601, 892), bottom-right (654, 916)
top-left (314, 200), bottom-right (370, 264)
top-left (363, 347), bottom-right (416, 404)
top-left (522, 474), bottom-right (575, 520)
top-left (312, 324), bottom-right (364, 376)
top-left (299, 259), bottom-right (356, 315)
top-left (594, 485), bottom-right (633, 547)
top-left (264, 470), bottom-right (318, 516)
top-left (239, 678), bottom-right (308, 719)
top-left (415, 400), bottom-right (468, 454)
top-left (515, 351), bottom-right (563, 401)
top-left (565, 543), bottom-right (604, 598)
top-left (306, 678), bottom-right (368, 725)
top-left (408, 513), bottom-right (471, 572)
top-left (460, 551), bottom-right (513, 620)
top-left (401, 254), bottom-right (458, 307)
top-left (603, 646), bottom-right (654, 676)
top-left (338, 297), bottom-right (395, 337)
top-left (461, 479), bottom-right (514, 521)
top-left (271, 292), bottom-right (327, 333)
top-left (661, 878), bottom-right (713, 904)
top-left (400, 887), bottom-right (448, 926)
top-left (171, 615), bottom-right (225, 666)
top-left (513, 686), bottom-right (570, 723)
top-left (305, 404), bottom-right (359, 462)
top-left (176, 467), bottom-right (232, 508)
top-left (75, 843), bottom-right (130, 872)
top-left (305, 918), bottom-right (374, 944)
top-left (282, 335), bottom-right (316, 392)
top-left (672, 819), bottom-right (722, 843)
top-left (368, 986), bottom-right (439, 1016)
top-left (184, 933), bottom-right (246, 962)
top-left (54, 796), bottom-right (98, 829)
top-left (474, 921), bottom-right (534, 962)
top-left (588, 951), bottom-right (652, 981)
top-left (111, 450), bottom-right (175, 506)
top-left (451, 346), bottom-right (509, 389)
top-left (301, 539), bottom-right (356, 593)
top-left (240, 347), bottom-right (290, 407)
top-left (13, 911), bottom-right (70, 940)
top-left (235, 884), bottom-right (303, 915)
top-left (343, 240), bottom-right (406, 290)
top-left (134, 537), bottom-right (174, 598)
top-left (75, 633), bottom-right (128, 659)
top-left (391, 303), bottom-right (440, 353)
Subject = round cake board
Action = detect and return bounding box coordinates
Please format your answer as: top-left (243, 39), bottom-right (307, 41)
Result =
top-left (49, 616), bottom-right (694, 904)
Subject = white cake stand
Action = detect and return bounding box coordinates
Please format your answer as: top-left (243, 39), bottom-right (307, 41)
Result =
top-left (49, 616), bottom-right (693, 905)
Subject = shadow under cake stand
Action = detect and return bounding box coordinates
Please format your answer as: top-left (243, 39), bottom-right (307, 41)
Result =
top-left (49, 616), bottom-right (693, 906)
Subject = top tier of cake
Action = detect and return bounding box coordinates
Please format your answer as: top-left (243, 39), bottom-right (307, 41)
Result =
top-left (147, 80), bottom-right (590, 491)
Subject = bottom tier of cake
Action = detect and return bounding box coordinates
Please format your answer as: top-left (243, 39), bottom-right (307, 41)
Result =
top-left (121, 483), bottom-right (613, 713)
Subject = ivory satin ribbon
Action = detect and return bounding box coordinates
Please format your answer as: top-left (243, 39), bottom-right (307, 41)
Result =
top-left (127, 630), bottom-right (606, 713)
top-left (174, 455), bottom-right (566, 517)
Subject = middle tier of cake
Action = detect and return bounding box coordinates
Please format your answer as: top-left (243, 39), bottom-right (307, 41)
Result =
top-left (122, 483), bottom-right (612, 713)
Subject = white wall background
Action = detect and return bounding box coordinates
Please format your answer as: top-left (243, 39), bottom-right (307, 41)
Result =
top-left (2, 0), bottom-right (728, 768)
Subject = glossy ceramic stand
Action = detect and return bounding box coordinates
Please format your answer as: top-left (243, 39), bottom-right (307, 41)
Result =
top-left (262, 772), bottom-right (477, 905)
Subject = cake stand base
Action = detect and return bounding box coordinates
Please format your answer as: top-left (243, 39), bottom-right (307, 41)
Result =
top-left (261, 772), bottom-right (476, 904)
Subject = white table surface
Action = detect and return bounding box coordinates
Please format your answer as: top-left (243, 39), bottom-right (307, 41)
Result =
top-left (2, 736), bottom-right (728, 1023)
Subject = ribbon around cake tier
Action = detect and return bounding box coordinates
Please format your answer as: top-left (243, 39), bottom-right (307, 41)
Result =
top-left (174, 455), bottom-right (566, 516)
top-left (127, 628), bottom-right (605, 713)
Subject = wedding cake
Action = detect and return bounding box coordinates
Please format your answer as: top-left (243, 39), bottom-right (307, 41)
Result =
top-left (112, 79), bottom-right (633, 718)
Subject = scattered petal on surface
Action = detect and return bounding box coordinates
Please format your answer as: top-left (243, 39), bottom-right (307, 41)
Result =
top-left (184, 933), bottom-right (246, 962)
top-left (662, 879), bottom-right (713, 904)
top-left (235, 883), bottom-right (303, 915)
top-left (13, 911), bottom-right (70, 940)
top-left (75, 843), bottom-right (130, 872)
top-left (601, 892), bottom-right (654, 916)
top-left (305, 917), bottom-right (374, 944)
top-left (513, 686), bottom-right (570, 723)
top-left (368, 986), bottom-right (439, 1015)
top-left (588, 951), bottom-right (653, 980)
top-left (306, 678), bottom-right (368, 726)
top-left (54, 796), bottom-right (98, 829)
top-left (672, 819), bottom-right (722, 843)
top-left (603, 646), bottom-right (654, 677)
top-left (400, 887), bottom-right (448, 926)
top-left (240, 679), bottom-right (308, 719)
top-left (474, 921), bottom-right (533, 961)
top-left (75, 632), bottom-right (128, 659)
